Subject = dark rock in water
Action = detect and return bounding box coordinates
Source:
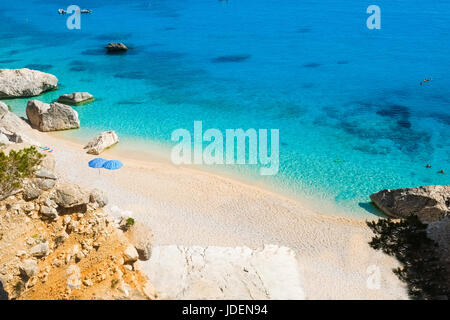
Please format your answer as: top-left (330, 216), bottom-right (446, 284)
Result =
top-left (397, 119), bottom-right (412, 129)
top-left (297, 28), bottom-right (311, 33)
top-left (69, 60), bottom-right (88, 72)
top-left (117, 100), bottom-right (145, 105)
top-left (114, 72), bottom-right (148, 80)
top-left (370, 185), bottom-right (450, 222)
top-left (105, 43), bottom-right (128, 53)
top-left (82, 49), bottom-right (106, 56)
top-left (302, 83), bottom-right (314, 89)
top-left (70, 66), bottom-right (87, 72)
top-left (25, 64), bottom-right (53, 71)
top-left (376, 104), bottom-right (410, 119)
top-left (303, 63), bottom-right (321, 68)
top-left (211, 54), bottom-right (251, 63)
top-left (0, 59), bottom-right (20, 63)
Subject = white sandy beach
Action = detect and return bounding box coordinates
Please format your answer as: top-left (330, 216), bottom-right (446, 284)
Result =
top-left (20, 127), bottom-right (408, 299)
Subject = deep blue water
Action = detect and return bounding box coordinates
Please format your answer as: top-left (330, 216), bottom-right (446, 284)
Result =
top-left (0, 0), bottom-right (449, 217)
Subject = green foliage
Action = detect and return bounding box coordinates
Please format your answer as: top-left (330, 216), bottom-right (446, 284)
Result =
top-left (126, 217), bottom-right (135, 227)
top-left (367, 216), bottom-right (449, 299)
top-left (0, 146), bottom-right (44, 199)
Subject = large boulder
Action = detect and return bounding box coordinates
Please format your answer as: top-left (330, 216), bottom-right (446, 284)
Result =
top-left (105, 43), bottom-right (128, 53)
top-left (57, 92), bottom-right (94, 105)
top-left (126, 222), bottom-right (154, 261)
top-left (123, 244), bottom-right (139, 264)
top-left (53, 184), bottom-right (90, 209)
top-left (30, 242), bottom-right (49, 258)
top-left (89, 189), bottom-right (108, 208)
top-left (26, 100), bottom-right (80, 132)
top-left (0, 101), bottom-right (30, 142)
top-left (370, 185), bottom-right (450, 222)
top-left (0, 68), bottom-right (58, 98)
top-left (84, 131), bottom-right (118, 155)
top-left (0, 101), bottom-right (8, 114)
top-left (19, 259), bottom-right (38, 278)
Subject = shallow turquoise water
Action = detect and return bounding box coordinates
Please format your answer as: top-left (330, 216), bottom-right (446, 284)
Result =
top-left (1, 0), bottom-right (449, 217)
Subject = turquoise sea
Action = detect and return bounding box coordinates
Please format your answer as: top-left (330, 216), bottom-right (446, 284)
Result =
top-left (0, 0), bottom-right (449, 217)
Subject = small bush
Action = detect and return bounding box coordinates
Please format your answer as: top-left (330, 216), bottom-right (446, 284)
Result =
top-left (0, 146), bottom-right (44, 199)
top-left (367, 215), bottom-right (449, 299)
top-left (126, 217), bottom-right (135, 227)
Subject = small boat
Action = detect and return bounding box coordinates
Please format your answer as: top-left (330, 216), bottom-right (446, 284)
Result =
top-left (80, 9), bottom-right (92, 14)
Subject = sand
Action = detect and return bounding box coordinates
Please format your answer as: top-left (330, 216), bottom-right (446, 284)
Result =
top-left (24, 129), bottom-right (408, 299)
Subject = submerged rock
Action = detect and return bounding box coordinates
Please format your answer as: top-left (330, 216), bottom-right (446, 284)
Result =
top-left (105, 43), bottom-right (128, 53)
top-left (57, 92), bottom-right (94, 105)
top-left (370, 185), bottom-right (450, 222)
top-left (0, 68), bottom-right (58, 98)
top-left (84, 131), bottom-right (118, 155)
top-left (26, 100), bottom-right (80, 132)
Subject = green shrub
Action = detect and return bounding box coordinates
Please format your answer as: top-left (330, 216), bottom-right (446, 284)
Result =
top-left (367, 216), bottom-right (449, 299)
top-left (126, 217), bottom-right (135, 227)
top-left (0, 146), bottom-right (44, 199)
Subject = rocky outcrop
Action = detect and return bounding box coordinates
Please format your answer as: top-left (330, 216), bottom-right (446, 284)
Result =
top-left (0, 69), bottom-right (58, 98)
top-left (57, 92), bottom-right (94, 105)
top-left (53, 183), bottom-right (90, 209)
top-left (105, 43), bottom-right (128, 53)
top-left (0, 174), bottom-right (155, 300)
top-left (89, 189), bottom-right (108, 209)
top-left (0, 101), bottom-right (31, 145)
top-left (370, 185), bottom-right (450, 222)
top-left (142, 245), bottom-right (305, 300)
top-left (125, 222), bottom-right (153, 261)
top-left (84, 131), bottom-right (118, 155)
top-left (26, 100), bottom-right (80, 132)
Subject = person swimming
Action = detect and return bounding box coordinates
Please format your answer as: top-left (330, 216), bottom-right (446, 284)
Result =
top-left (426, 164), bottom-right (431, 168)
top-left (420, 78), bottom-right (432, 86)
top-left (438, 169), bottom-right (445, 174)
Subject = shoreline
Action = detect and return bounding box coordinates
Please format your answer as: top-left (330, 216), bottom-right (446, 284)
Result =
top-left (24, 128), bottom-right (407, 299)
top-left (49, 129), bottom-right (378, 221)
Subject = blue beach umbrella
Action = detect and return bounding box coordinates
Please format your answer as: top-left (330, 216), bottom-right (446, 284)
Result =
top-left (102, 160), bottom-right (123, 170)
top-left (88, 158), bottom-right (107, 168)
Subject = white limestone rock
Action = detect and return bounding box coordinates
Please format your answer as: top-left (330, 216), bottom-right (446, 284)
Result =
top-left (0, 68), bottom-right (58, 98)
top-left (142, 245), bottom-right (305, 300)
top-left (57, 92), bottom-right (94, 105)
top-left (26, 100), bottom-right (80, 132)
top-left (84, 131), bottom-right (118, 155)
